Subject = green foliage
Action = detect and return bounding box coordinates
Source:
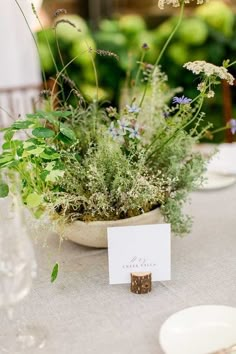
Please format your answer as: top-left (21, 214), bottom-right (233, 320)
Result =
top-left (1, 2), bottom-right (235, 238)
top-left (177, 18), bottom-right (208, 45)
top-left (36, 4), bottom-right (236, 123)
top-left (93, 3), bottom-right (236, 138)
top-left (49, 136), bottom-right (173, 222)
top-left (51, 262), bottom-right (59, 283)
top-left (195, 0), bottom-right (235, 37)
top-left (36, 14), bottom-right (103, 103)
top-left (0, 109), bottom-right (76, 214)
top-left (0, 63), bottom-right (212, 235)
top-left (0, 183), bottom-right (9, 198)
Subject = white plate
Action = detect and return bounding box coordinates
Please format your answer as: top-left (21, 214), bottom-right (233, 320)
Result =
top-left (198, 172), bottom-right (236, 190)
top-left (207, 143), bottom-right (236, 175)
top-left (159, 305), bottom-right (236, 354)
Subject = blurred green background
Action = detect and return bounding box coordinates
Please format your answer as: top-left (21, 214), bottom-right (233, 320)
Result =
top-left (37, 0), bottom-right (236, 142)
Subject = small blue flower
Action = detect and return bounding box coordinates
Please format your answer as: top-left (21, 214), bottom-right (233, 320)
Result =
top-left (126, 104), bottom-right (141, 114)
top-left (108, 122), bottom-right (117, 138)
top-left (172, 95), bottom-right (192, 105)
top-left (118, 118), bottom-right (130, 132)
top-left (108, 122), bottom-right (125, 143)
top-left (229, 119), bottom-right (236, 135)
top-left (128, 124), bottom-right (141, 139)
top-left (114, 130), bottom-right (125, 143)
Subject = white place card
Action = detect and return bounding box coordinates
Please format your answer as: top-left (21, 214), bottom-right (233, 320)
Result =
top-left (107, 224), bottom-right (171, 284)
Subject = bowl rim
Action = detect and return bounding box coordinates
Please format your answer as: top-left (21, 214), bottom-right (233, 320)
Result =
top-left (66, 206), bottom-right (162, 227)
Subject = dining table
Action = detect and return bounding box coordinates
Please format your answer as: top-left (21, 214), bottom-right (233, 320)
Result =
top-left (1, 180), bottom-right (236, 354)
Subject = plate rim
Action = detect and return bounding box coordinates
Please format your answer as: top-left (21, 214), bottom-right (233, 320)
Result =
top-left (198, 172), bottom-right (236, 190)
top-left (159, 305), bottom-right (236, 354)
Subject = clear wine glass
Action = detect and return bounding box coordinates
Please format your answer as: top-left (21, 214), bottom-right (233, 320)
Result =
top-left (0, 194), bottom-right (46, 352)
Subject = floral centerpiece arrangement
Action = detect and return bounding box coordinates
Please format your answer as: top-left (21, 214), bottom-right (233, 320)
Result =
top-left (0, 0), bottom-right (236, 279)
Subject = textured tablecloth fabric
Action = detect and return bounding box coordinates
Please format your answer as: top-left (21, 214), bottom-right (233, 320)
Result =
top-left (1, 184), bottom-right (236, 354)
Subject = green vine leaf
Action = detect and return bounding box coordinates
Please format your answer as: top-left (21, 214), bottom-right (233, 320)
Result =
top-left (4, 130), bottom-right (14, 141)
top-left (26, 193), bottom-right (43, 208)
top-left (32, 127), bottom-right (55, 138)
top-left (45, 170), bottom-right (65, 182)
top-left (22, 146), bottom-right (45, 157)
top-left (59, 124), bottom-right (77, 141)
top-left (2, 140), bottom-right (23, 151)
top-left (57, 132), bottom-right (73, 144)
top-left (0, 183), bottom-right (9, 198)
top-left (12, 120), bottom-right (35, 130)
top-left (0, 153), bottom-right (14, 167)
top-left (40, 148), bottom-right (60, 160)
top-left (45, 161), bottom-right (56, 171)
top-left (51, 262), bottom-right (59, 283)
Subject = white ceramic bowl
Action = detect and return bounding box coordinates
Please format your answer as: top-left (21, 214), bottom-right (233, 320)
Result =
top-left (159, 305), bottom-right (236, 354)
top-left (58, 208), bottom-right (164, 248)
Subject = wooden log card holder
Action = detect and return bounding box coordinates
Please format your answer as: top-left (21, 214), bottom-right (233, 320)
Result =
top-left (130, 272), bottom-right (152, 294)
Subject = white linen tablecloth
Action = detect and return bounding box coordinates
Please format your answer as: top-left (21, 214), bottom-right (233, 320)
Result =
top-left (1, 183), bottom-right (236, 354)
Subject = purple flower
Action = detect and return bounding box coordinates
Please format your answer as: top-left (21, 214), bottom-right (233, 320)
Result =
top-left (126, 104), bottom-right (141, 114)
top-left (229, 119), bottom-right (236, 135)
top-left (142, 43), bottom-right (150, 51)
top-left (172, 95), bottom-right (192, 105)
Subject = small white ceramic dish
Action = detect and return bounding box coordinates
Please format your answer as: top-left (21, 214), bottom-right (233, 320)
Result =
top-left (159, 305), bottom-right (236, 354)
top-left (198, 171), bottom-right (236, 190)
top-left (207, 143), bottom-right (236, 175)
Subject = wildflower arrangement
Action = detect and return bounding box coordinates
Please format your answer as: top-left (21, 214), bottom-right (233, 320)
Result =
top-left (0, 0), bottom-right (236, 238)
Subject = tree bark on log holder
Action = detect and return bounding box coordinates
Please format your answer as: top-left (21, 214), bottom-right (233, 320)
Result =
top-left (130, 272), bottom-right (152, 294)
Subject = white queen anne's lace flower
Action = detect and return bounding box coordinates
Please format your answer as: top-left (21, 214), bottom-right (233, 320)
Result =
top-left (206, 90), bottom-right (215, 98)
top-left (183, 60), bottom-right (235, 85)
top-left (158, 0), bottom-right (205, 10)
